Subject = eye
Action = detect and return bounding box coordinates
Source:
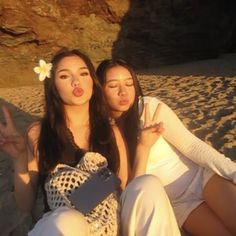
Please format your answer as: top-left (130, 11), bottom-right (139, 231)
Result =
top-left (80, 71), bottom-right (90, 76)
top-left (59, 74), bottom-right (70, 79)
top-left (107, 83), bottom-right (118, 88)
top-left (126, 81), bottom-right (134, 86)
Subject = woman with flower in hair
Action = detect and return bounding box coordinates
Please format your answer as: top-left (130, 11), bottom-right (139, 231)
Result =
top-left (96, 58), bottom-right (236, 236)
top-left (0, 49), bottom-right (181, 236)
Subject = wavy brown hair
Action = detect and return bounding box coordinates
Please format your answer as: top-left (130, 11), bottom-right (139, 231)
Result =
top-left (38, 49), bottom-right (120, 176)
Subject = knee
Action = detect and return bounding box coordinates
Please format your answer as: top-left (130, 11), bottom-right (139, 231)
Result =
top-left (53, 207), bottom-right (89, 236)
top-left (29, 207), bottom-right (89, 236)
top-left (121, 175), bottom-right (172, 221)
top-left (125, 174), bottom-right (166, 201)
top-left (130, 174), bottom-right (164, 195)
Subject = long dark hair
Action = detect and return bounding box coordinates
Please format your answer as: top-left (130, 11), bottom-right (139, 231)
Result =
top-left (96, 59), bottom-right (143, 166)
top-left (38, 49), bottom-right (120, 176)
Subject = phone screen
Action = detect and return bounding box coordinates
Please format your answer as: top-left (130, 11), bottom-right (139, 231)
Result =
top-left (69, 168), bottom-right (121, 214)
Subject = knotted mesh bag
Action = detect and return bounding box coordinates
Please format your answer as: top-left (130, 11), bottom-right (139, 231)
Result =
top-left (45, 152), bottom-right (120, 236)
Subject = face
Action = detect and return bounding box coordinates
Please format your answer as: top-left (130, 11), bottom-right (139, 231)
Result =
top-left (103, 65), bottom-right (135, 118)
top-left (54, 55), bottom-right (93, 106)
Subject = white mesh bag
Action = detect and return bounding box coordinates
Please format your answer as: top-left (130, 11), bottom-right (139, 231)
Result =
top-left (45, 152), bottom-right (120, 236)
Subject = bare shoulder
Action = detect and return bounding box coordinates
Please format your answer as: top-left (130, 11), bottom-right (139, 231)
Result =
top-left (26, 121), bottom-right (41, 154)
top-left (27, 121), bottom-right (41, 140)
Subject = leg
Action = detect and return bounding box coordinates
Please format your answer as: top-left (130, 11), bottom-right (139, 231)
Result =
top-left (203, 174), bottom-right (236, 234)
top-left (121, 175), bottom-right (181, 236)
top-left (183, 202), bottom-right (232, 236)
top-left (28, 206), bottom-right (89, 236)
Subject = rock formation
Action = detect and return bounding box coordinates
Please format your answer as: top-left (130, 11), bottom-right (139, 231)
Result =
top-left (0, 0), bottom-right (236, 87)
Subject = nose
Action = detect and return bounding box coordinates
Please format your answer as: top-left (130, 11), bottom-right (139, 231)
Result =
top-left (72, 75), bottom-right (80, 87)
top-left (118, 85), bottom-right (127, 96)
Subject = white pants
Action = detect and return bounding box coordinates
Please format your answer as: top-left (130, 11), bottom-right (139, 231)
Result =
top-left (28, 175), bottom-right (180, 236)
top-left (28, 207), bottom-right (89, 236)
top-left (121, 175), bottom-right (180, 236)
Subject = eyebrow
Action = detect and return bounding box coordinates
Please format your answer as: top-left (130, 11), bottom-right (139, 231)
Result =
top-left (106, 77), bottom-right (133, 82)
top-left (57, 67), bottom-right (88, 73)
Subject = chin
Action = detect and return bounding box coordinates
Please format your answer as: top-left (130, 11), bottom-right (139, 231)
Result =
top-left (119, 106), bottom-right (130, 112)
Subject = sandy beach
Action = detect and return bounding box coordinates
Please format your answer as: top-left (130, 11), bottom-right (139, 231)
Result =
top-left (0, 54), bottom-right (235, 235)
top-left (1, 54), bottom-right (235, 159)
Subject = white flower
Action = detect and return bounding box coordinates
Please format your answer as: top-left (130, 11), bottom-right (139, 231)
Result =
top-left (33, 59), bottom-right (52, 81)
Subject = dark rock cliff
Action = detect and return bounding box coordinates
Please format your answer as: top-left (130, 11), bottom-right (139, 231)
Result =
top-left (0, 0), bottom-right (235, 86)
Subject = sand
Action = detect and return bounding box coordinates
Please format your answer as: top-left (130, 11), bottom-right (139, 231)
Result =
top-left (0, 54), bottom-right (235, 235)
top-left (1, 53), bottom-right (235, 159)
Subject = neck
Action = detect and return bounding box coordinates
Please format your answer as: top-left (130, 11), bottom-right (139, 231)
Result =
top-left (112, 111), bottom-right (126, 128)
top-left (111, 110), bottom-right (123, 120)
top-left (64, 103), bottom-right (90, 129)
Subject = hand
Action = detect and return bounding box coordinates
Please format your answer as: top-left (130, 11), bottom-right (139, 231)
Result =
top-left (0, 106), bottom-right (27, 160)
top-left (138, 103), bottom-right (164, 148)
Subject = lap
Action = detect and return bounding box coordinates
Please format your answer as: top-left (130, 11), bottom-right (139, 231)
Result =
top-left (171, 167), bottom-right (214, 227)
top-left (28, 207), bottom-right (89, 236)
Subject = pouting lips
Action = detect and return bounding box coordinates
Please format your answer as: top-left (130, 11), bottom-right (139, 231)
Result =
top-left (119, 99), bottom-right (129, 105)
top-left (73, 87), bottom-right (84, 97)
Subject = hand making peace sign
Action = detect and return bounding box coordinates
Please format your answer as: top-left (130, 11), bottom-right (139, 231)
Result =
top-left (138, 102), bottom-right (164, 148)
top-left (0, 106), bottom-right (27, 160)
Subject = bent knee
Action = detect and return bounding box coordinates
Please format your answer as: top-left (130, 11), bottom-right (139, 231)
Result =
top-left (127, 174), bottom-right (165, 197)
top-left (133, 174), bottom-right (163, 190)
top-left (121, 175), bottom-right (172, 217)
top-left (54, 207), bottom-right (89, 235)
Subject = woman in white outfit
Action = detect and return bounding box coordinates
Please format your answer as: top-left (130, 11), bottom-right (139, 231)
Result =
top-left (0, 49), bottom-right (180, 236)
top-left (96, 58), bottom-right (236, 236)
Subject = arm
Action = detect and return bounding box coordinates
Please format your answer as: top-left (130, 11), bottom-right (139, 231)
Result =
top-left (112, 123), bottom-right (159, 185)
top-left (132, 124), bottom-right (164, 178)
top-left (15, 123), bottom-right (40, 212)
top-left (144, 96), bottom-right (236, 183)
top-left (0, 106), bottom-right (39, 212)
top-left (132, 142), bottom-right (152, 178)
top-left (130, 103), bottom-right (164, 179)
top-left (112, 103), bottom-right (164, 185)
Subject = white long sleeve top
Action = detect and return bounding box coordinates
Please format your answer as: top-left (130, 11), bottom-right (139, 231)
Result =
top-left (139, 96), bottom-right (236, 200)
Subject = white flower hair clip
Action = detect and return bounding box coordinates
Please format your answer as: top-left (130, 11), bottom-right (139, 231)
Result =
top-left (33, 59), bottom-right (52, 81)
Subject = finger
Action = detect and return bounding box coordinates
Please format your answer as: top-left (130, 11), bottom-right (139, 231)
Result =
top-left (152, 103), bottom-right (162, 123)
top-left (156, 122), bottom-right (164, 133)
top-left (0, 135), bottom-right (24, 148)
top-left (2, 106), bottom-right (14, 130)
top-left (143, 122), bottom-right (164, 133)
top-left (144, 103), bottom-right (151, 127)
top-left (142, 123), bottom-right (160, 132)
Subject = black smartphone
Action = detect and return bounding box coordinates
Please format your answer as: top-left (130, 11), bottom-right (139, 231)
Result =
top-left (68, 168), bottom-right (121, 214)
